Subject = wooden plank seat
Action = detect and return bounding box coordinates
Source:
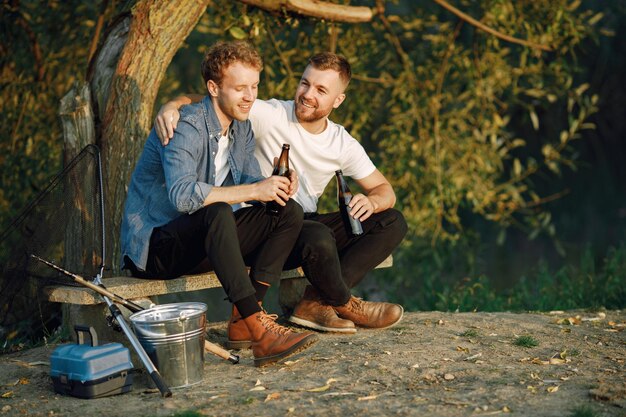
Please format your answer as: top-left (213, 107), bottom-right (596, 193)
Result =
top-left (44, 256), bottom-right (392, 344)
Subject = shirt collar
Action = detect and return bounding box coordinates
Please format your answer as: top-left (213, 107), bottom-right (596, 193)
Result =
top-left (201, 96), bottom-right (225, 138)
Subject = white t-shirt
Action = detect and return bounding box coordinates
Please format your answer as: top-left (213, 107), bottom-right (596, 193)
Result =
top-left (214, 133), bottom-right (230, 186)
top-left (250, 99), bottom-right (376, 213)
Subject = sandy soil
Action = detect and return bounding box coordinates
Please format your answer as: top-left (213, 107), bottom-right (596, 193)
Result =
top-left (1, 311), bottom-right (624, 417)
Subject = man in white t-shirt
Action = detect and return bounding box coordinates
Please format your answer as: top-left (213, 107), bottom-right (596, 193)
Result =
top-left (156, 52), bottom-right (407, 341)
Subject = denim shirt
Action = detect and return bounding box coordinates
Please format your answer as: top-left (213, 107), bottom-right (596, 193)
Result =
top-left (120, 96), bottom-right (264, 271)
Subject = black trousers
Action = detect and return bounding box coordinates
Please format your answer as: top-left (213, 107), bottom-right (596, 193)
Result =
top-left (128, 200), bottom-right (303, 304)
top-left (283, 208), bottom-right (408, 306)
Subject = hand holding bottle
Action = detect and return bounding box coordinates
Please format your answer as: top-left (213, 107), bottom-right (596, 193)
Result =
top-left (346, 193), bottom-right (376, 221)
top-left (266, 144), bottom-right (292, 216)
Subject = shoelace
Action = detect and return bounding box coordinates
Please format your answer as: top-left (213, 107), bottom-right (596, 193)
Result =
top-left (349, 297), bottom-right (366, 314)
top-left (258, 312), bottom-right (291, 335)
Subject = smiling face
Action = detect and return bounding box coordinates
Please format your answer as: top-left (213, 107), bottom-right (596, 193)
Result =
top-left (207, 62), bottom-right (260, 130)
top-left (294, 65), bottom-right (347, 126)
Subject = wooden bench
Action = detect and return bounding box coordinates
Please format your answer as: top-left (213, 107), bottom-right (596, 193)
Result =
top-left (45, 256), bottom-right (393, 343)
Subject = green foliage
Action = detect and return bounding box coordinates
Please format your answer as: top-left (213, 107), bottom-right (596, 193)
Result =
top-left (513, 335), bottom-right (539, 348)
top-left (0, 0), bottom-right (125, 230)
top-left (460, 329), bottom-right (479, 338)
top-left (378, 242), bottom-right (626, 312)
top-left (568, 405), bottom-right (597, 417)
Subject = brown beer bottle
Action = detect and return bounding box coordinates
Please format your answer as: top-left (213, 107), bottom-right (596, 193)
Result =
top-left (266, 144), bottom-right (291, 216)
top-left (336, 169), bottom-right (363, 236)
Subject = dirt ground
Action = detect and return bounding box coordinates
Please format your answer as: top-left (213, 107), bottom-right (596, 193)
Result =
top-left (1, 310), bottom-right (625, 417)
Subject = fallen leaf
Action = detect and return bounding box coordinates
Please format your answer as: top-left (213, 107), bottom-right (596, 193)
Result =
top-left (18, 378), bottom-right (28, 385)
top-left (457, 346), bottom-right (470, 353)
top-left (357, 394), bottom-right (378, 401)
top-left (444, 373), bottom-right (455, 381)
top-left (307, 385), bottom-right (330, 392)
top-left (249, 386), bottom-right (266, 391)
top-left (502, 406), bottom-right (512, 412)
top-left (437, 319), bottom-right (445, 325)
top-left (321, 392), bottom-right (356, 397)
top-left (547, 386), bottom-right (559, 393)
top-left (287, 407), bottom-right (295, 413)
top-left (1, 391), bottom-right (13, 399)
top-left (383, 351), bottom-right (391, 355)
top-left (326, 378), bottom-right (338, 385)
top-left (411, 363), bottom-right (420, 368)
top-left (283, 359), bottom-right (301, 366)
top-left (264, 392), bottom-right (280, 402)
top-left (310, 356), bottom-right (332, 361)
top-left (549, 358), bottom-right (567, 365)
top-left (464, 352), bottom-right (482, 361)
top-left (255, 379), bottom-right (262, 386)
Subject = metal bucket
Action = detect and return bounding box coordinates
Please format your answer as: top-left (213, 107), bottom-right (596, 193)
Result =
top-left (129, 302), bottom-right (207, 389)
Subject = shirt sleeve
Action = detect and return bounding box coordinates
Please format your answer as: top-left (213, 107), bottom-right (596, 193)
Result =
top-left (339, 128), bottom-right (376, 180)
top-left (161, 122), bottom-right (213, 214)
top-left (249, 99), bottom-right (276, 140)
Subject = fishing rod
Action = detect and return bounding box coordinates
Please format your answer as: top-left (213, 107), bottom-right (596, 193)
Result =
top-left (31, 255), bottom-right (172, 398)
top-left (32, 255), bottom-right (239, 364)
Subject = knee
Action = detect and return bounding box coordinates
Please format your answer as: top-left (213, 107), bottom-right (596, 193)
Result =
top-left (199, 202), bottom-right (233, 224)
top-left (281, 199), bottom-right (304, 227)
top-left (300, 223), bottom-right (337, 259)
top-left (377, 208), bottom-right (408, 238)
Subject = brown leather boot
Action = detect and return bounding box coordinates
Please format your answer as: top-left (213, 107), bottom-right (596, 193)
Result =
top-left (334, 296), bottom-right (404, 329)
top-left (244, 311), bottom-right (318, 367)
top-left (227, 305), bottom-right (252, 349)
top-left (288, 287), bottom-right (356, 333)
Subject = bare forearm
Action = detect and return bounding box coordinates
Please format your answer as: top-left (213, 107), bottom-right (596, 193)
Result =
top-left (367, 184), bottom-right (396, 213)
top-left (168, 94), bottom-right (203, 109)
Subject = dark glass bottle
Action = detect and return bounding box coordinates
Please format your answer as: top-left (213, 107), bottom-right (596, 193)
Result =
top-left (266, 144), bottom-right (291, 216)
top-left (336, 169), bottom-right (363, 236)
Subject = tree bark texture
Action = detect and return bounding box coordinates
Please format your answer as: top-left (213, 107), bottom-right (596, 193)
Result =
top-left (59, 83), bottom-right (99, 274)
top-left (239, 0), bottom-right (374, 22)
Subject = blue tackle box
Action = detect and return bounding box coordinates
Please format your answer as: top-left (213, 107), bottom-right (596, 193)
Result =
top-left (50, 325), bottom-right (134, 398)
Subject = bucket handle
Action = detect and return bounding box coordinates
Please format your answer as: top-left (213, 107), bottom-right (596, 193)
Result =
top-left (74, 325), bottom-right (99, 346)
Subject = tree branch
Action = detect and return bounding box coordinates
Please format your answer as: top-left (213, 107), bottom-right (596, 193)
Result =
top-left (87, 0), bottom-right (109, 65)
top-left (238, 0), bottom-right (374, 23)
top-left (432, 0), bottom-right (552, 52)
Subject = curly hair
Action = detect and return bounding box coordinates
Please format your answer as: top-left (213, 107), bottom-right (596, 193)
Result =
top-left (201, 41), bottom-right (263, 85)
top-left (308, 52), bottom-right (351, 87)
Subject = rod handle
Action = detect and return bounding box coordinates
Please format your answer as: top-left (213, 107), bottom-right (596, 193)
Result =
top-left (204, 340), bottom-right (239, 364)
top-left (150, 371), bottom-right (172, 397)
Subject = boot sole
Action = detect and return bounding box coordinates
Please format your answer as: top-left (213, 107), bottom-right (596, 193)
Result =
top-left (254, 333), bottom-right (319, 367)
top-left (288, 315), bottom-right (357, 334)
top-left (226, 340), bottom-right (252, 350)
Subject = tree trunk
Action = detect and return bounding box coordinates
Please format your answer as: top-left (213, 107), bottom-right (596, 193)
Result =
top-left (91, 0), bottom-right (210, 272)
top-left (59, 83), bottom-right (99, 274)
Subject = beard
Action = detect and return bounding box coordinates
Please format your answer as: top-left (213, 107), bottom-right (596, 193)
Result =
top-left (294, 97), bottom-right (331, 123)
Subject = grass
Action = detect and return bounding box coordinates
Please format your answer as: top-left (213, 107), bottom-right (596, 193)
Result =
top-left (171, 412), bottom-right (203, 417)
top-left (513, 335), bottom-right (539, 348)
top-left (568, 405), bottom-right (597, 417)
top-left (460, 329), bottom-right (479, 338)
top-left (379, 242), bottom-right (626, 313)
